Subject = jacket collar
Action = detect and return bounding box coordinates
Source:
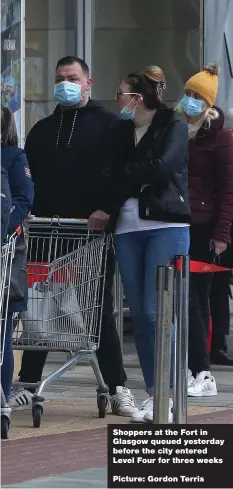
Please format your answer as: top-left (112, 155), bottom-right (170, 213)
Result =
top-left (120, 105), bottom-right (175, 160)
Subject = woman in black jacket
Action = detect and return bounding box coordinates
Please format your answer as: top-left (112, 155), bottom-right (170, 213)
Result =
top-left (108, 66), bottom-right (191, 423)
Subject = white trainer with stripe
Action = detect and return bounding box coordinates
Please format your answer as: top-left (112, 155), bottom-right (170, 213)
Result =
top-left (110, 386), bottom-right (138, 416)
top-left (9, 386), bottom-right (33, 408)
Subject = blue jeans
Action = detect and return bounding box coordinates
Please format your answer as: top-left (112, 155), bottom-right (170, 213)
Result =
top-left (1, 312), bottom-right (14, 402)
top-left (114, 227), bottom-right (190, 393)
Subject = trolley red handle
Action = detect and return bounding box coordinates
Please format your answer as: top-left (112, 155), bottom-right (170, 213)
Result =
top-left (14, 225), bottom-right (22, 236)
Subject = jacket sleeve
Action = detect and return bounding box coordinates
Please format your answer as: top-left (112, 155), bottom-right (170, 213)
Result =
top-left (24, 126), bottom-right (37, 180)
top-left (125, 117), bottom-right (189, 186)
top-left (98, 119), bottom-right (131, 215)
top-left (212, 129), bottom-right (233, 243)
top-left (1, 167), bottom-right (12, 243)
top-left (8, 150), bottom-right (34, 232)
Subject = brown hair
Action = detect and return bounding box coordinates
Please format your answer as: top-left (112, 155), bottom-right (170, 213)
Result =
top-left (125, 65), bottom-right (166, 109)
top-left (1, 105), bottom-right (18, 146)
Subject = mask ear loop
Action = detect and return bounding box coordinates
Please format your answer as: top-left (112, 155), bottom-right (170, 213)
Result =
top-left (125, 95), bottom-right (138, 111)
top-left (130, 94), bottom-right (143, 108)
top-left (80, 79), bottom-right (90, 99)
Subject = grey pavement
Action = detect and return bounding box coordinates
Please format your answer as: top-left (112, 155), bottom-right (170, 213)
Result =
top-left (42, 330), bottom-right (233, 409)
top-left (4, 328), bottom-right (233, 489)
top-left (3, 468), bottom-right (107, 488)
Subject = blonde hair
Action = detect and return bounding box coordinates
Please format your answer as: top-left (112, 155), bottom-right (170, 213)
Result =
top-left (176, 103), bottom-right (219, 139)
top-left (126, 65), bottom-right (166, 109)
top-left (143, 65), bottom-right (165, 83)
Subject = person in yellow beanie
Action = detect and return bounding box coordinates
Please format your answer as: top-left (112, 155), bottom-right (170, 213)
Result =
top-left (178, 63), bottom-right (233, 398)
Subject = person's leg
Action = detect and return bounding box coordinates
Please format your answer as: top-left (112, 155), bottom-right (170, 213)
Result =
top-left (188, 272), bottom-right (212, 375)
top-left (114, 232), bottom-right (145, 416)
top-left (115, 227), bottom-right (190, 423)
top-left (19, 350), bottom-right (48, 387)
top-left (188, 223), bottom-right (217, 396)
top-left (142, 227), bottom-right (190, 394)
top-left (9, 350), bottom-right (48, 407)
top-left (1, 313), bottom-right (14, 402)
top-left (114, 232), bottom-right (145, 365)
top-left (141, 227), bottom-right (190, 423)
top-left (96, 246), bottom-right (127, 393)
top-left (210, 272), bottom-right (232, 365)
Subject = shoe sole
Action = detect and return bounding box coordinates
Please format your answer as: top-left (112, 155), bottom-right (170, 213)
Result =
top-left (10, 403), bottom-right (32, 410)
top-left (144, 416), bottom-right (173, 423)
top-left (188, 391), bottom-right (217, 397)
top-left (130, 418), bottom-right (148, 423)
top-left (112, 410), bottom-right (139, 417)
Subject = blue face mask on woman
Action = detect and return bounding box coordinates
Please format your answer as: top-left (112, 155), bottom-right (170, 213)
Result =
top-left (180, 94), bottom-right (204, 117)
top-left (120, 106), bottom-right (136, 120)
top-left (54, 81), bottom-right (86, 106)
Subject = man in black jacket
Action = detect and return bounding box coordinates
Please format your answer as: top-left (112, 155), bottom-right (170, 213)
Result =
top-left (10, 56), bottom-right (138, 417)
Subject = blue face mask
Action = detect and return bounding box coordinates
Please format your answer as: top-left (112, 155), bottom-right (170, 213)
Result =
top-left (54, 81), bottom-right (86, 106)
top-left (120, 106), bottom-right (136, 120)
top-left (180, 95), bottom-right (204, 117)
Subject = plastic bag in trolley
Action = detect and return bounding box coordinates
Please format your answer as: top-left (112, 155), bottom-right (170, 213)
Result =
top-left (20, 278), bottom-right (85, 345)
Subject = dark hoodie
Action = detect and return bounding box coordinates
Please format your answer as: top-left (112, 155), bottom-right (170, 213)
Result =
top-left (25, 100), bottom-right (120, 218)
top-left (188, 106), bottom-right (233, 243)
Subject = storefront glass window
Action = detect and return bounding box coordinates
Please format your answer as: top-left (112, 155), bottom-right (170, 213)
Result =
top-left (91, 0), bottom-right (201, 111)
top-left (1, 0), bottom-right (22, 142)
top-left (25, 0), bottom-right (77, 136)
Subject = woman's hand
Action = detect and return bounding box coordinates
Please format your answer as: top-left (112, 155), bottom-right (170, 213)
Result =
top-left (209, 239), bottom-right (227, 255)
top-left (88, 210), bottom-right (109, 229)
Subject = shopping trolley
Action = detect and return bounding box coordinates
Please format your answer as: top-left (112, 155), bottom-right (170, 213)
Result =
top-left (13, 217), bottom-right (112, 428)
top-left (1, 229), bottom-right (20, 439)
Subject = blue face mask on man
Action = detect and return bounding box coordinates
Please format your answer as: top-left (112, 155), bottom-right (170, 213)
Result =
top-left (180, 94), bottom-right (204, 117)
top-left (54, 80), bottom-right (86, 106)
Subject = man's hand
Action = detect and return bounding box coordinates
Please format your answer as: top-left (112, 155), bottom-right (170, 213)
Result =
top-left (88, 210), bottom-right (110, 229)
top-left (209, 239), bottom-right (227, 255)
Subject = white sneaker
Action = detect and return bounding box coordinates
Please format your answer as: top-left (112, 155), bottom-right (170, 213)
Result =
top-left (188, 369), bottom-right (194, 388)
top-left (130, 397), bottom-right (173, 424)
top-left (188, 371), bottom-right (217, 397)
top-left (144, 397), bottom-right (173, 424)
top-left (130, 398), bottom-right (154, 423)
top-left (110, 387), bottom-right (138, 417)
top-left (8, 386), bottom-right (33, 408)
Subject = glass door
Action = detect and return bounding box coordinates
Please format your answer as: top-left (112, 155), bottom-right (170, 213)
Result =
top-left (1, 0), bottom-right (24, 146)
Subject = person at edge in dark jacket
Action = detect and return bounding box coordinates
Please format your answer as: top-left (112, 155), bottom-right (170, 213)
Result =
top-left (9, 56), bottom-right (138, 418)
top-left (209, 108), bottom-right (233, 366)
top-left (178, 63), bottom-right (233, 396)
top-left (1, 106), bottom-right (34, 403)
top-left (94, 65), bottom-right (191, 424)
top-left (1, 165), bottom-right (12, 244)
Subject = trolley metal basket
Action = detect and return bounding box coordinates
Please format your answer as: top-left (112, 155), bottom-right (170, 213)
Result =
top-left (1, 229), bottom-right (19, 439)
top-left (13, 217), bottom-right (112, 427)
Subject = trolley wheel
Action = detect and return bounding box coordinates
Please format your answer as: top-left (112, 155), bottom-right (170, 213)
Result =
top-left (97, 395), bottom-right (107, 418)
top-left (32, 405), bottom-right (43, 428)
top-left (1, 416), bottom-right (10, 439)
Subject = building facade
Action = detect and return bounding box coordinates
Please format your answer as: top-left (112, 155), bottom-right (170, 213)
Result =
top-left (1, 0), bottom-right (233, 147)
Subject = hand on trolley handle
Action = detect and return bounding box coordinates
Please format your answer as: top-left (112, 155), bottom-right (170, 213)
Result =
top-left (88, 210), bottom-right (110, 230)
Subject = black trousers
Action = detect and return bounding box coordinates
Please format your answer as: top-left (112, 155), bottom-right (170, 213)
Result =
top-left (188, 223), bottom-right (213, 376)
top-left (210, 271), bottom-right (231, 353)
top-left (19, 245), bottom-right (127, 395)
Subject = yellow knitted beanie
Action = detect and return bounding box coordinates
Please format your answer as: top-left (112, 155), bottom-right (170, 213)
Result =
top-left (184, 62), bottom-right (220, 107)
